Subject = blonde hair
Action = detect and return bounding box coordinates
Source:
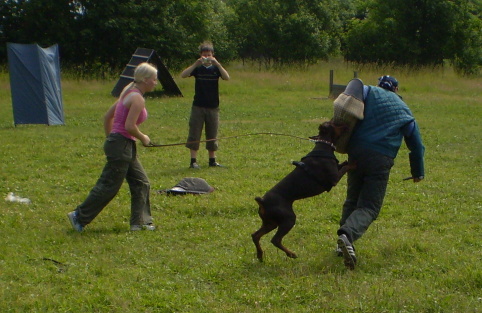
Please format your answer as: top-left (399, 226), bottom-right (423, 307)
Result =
top-left (119, 62), bottom-right (157, 99)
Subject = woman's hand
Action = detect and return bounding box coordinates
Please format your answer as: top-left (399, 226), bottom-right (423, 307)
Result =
top-left (141, 134), bottom-right (151, 147)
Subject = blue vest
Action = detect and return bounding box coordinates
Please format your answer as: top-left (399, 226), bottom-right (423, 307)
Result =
top-left (348, 86), bottom-right (414, 158)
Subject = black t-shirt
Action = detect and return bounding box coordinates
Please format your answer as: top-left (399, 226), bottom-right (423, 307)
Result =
top-left (191, 65), bottom-right (221, 108)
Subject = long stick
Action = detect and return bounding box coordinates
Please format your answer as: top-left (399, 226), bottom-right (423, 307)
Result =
top-left (145, 132), bottom-right (314, 148)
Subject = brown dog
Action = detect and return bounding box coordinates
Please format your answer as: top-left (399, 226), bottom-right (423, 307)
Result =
top-left (251, 121), bottom-right (356, 261)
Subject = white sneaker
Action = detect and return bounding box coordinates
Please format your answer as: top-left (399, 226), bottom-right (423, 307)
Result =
top-left (337, 234), bottom-right (357, 270)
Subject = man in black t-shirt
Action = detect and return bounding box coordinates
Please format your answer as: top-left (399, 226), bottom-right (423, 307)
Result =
top-left (181, 41), bottom-right (230, 169)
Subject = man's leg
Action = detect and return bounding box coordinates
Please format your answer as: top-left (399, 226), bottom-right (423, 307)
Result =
top-left (186, 106), bottom-right (205, 168)
top-left (205, 108), bottom-right (220, 166)
top-left (338, 152), bottom-right (394, 242)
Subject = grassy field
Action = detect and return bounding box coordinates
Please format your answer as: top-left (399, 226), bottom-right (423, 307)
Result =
top-left (0, 62), bottom-right (480, 312)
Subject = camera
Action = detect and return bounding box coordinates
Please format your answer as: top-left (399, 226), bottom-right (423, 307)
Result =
top-left (202, 57), bottom-right (210, 64)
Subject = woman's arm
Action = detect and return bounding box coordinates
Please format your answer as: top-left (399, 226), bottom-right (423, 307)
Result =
top-left (124, 94), bottom-right (151, 146)
top-left (103, 102), bottom-right (117, 137)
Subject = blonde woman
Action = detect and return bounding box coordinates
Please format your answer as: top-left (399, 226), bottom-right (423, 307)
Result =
top-left (68, 62), bottom-right (158, 232)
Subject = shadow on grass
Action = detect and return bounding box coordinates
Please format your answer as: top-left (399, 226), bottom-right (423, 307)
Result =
top-left (239, 250), bottom-right (351, 279)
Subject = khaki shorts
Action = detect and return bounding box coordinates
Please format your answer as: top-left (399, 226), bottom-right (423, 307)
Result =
top-left (185, 106), bottom-right (219, 151)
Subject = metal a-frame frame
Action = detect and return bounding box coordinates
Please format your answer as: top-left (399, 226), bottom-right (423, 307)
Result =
top-left (111, 48), bottom-right (183, 97)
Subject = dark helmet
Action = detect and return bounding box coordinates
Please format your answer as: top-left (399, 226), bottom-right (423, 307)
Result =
top-left (377, 75), bottom-right (399, 92)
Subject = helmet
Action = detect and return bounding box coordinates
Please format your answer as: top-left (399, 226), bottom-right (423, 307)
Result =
top-left (377, 75), bottom-right (398, 92)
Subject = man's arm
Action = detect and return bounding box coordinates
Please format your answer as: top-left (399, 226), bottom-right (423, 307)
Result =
top-left (181, 59), bottom-right (202, 78)
top-left (403, 120), bottom-right (425, 182)
top-left (212, 58), bottom-right (230, 80)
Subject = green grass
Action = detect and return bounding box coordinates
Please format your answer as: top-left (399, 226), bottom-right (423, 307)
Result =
top-left (0, 62), bottom-right (481, 312)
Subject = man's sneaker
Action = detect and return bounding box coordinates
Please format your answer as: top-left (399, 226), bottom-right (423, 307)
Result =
top-left (130, 223), bottom-right (156, 231)
top-left (67, 211), bottom-right (83, 232)
top-left (209, 162), bottom-right (225, 168)
top-left (337, 234), bottom-right (357, 270)
top-left (189, 162), bottom-right (200, 169)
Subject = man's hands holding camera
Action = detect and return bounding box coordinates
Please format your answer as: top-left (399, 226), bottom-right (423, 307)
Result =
top-left (198, 56), bottom-right (220, 66)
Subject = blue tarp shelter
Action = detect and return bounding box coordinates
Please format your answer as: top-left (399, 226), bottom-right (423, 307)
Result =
top-left (7, 43), bottom-right (65, 125)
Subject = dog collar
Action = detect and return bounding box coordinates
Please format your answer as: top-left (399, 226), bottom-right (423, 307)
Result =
top-left (310, 139), bottom-right (336, 150)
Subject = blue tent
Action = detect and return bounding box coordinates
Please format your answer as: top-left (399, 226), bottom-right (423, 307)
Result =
top-left (7, 43), bottom-right (65, 126)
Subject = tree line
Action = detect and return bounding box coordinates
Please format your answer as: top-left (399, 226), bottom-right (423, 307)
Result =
top-left (1, 0), bottom-right (480, 76)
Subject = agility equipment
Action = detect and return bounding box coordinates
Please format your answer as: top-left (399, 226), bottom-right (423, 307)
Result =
top-left (7, 43), bottom-right (64, 126)
top-left (329, 70), bottom-right (359, 98)
top-left (111, 48), bottom-right (182, 97)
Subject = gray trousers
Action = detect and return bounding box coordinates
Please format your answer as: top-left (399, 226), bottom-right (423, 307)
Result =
top-left (337, 148), bottom-right (394, 243)
top-left (76, 133), bottom-right (152, 227)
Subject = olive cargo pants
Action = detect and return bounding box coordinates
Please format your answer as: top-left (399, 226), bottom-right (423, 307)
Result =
top-left (75, 133), bottom-right (152, 227)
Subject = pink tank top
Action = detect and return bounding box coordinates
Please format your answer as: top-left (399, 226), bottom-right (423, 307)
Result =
top-left (111, 89), bottom-right (148, 141)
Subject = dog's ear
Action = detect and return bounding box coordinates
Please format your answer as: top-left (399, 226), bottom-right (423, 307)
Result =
top-left (318, 122), bottom-right (332, 136)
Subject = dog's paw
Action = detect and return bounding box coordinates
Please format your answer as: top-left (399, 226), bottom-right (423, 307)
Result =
top-left (287, 252), bottom-right (298, 259)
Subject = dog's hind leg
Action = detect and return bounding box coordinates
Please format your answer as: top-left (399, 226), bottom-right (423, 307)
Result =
top-left (252, 222), bottom-right (277, 262)
top-left (252, 196), bottom-right (278, 262)
top-left (271, 213), bottom-right (298, 259)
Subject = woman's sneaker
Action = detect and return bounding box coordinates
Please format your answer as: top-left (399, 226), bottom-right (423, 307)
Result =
top-left (67, 211), bottom-right (83, 232)
top-left (337, 234), bottom-right (357, 270)
top-left (130, 224), bottom-right (156, 231)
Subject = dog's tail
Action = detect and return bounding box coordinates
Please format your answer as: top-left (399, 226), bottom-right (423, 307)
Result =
top-left (255, 196), bottom-right (263, 203)
top-left (255, 197), bottom-right (266, 217)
